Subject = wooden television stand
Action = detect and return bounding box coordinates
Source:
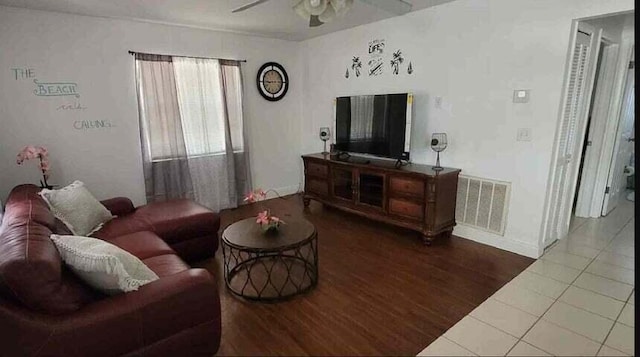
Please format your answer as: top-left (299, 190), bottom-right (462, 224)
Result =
top-left (302, 153), bottom-right (461, 245)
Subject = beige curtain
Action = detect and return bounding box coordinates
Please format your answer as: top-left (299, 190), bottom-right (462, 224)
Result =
top-left (220, 60), bottom-right (252, 207)
top-left (134, 53), bottom-right (251, 211)
top-left (135, 54), bottom-right (194, 202)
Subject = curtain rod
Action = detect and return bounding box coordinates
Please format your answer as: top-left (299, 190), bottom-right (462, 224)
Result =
top-left (128, 50), bottom-right (247, 62)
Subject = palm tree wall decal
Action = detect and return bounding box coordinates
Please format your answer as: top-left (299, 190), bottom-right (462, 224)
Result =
top-left (351, 56), bottom-right (362, 77)
top-left (390, 50), bottom-right (404, 75)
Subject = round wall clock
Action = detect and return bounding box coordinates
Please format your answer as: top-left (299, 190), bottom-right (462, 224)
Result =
top-left (257, 62), bottom-right (288, 101)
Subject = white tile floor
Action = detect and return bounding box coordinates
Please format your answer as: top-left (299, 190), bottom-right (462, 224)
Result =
top-left (418, 199), bottom-right (635, 356)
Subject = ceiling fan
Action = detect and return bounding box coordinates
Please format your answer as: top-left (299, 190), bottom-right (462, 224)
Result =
top-left (232, 0), bottom-right (413, 27)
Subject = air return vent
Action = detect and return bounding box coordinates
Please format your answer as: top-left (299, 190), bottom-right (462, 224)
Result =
top-left (455, 175), bottom-right (511, 235)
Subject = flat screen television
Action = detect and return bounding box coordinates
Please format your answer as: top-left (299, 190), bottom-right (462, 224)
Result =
top-left (333, 93), bottom-right (412, 161)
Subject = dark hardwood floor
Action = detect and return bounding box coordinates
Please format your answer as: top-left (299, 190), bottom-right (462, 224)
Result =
top-left (195, 194), bottom-right (534, 356)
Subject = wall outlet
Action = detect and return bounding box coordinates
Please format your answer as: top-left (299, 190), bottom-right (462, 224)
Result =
top-left (517, 128), bottom-right (532, 141)
top-left (513, 89), bottom-right (530, 103)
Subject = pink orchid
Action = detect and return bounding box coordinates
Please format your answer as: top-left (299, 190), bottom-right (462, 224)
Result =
top-left (244, 188), bottom-right (285, 231)
top-left (256, 210), bottom-right (270, 225)
top-left (17, 146), bottom-right (48, 163)
top-left (244, 188), bottom-right (268, 204)
top-left (40, 160), bottom-right (50, 174)
top-left (16, 145), bottom-right (52, 188)
top-left (244, 191), bottom-right (256, 203)
top-left (24, 146), bottom-right (37, 158)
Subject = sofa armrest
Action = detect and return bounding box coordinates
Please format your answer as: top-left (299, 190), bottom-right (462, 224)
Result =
top-left (101, 197), bottom-right (135, 216)
top-left (39, 269), bottom-right (221, 356)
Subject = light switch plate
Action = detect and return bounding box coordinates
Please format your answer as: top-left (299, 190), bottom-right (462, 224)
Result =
top-left (517, 128), bottom-right (532, 141)
top-left (513, 89), bottom-right (530, 103)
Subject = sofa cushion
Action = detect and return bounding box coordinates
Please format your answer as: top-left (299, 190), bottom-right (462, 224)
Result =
top-left (105, 231), bottom-right (175, 260)
top-left (0, 217), bottom-right (98, 314)
top-left (100, 197), bottom-right (136, 217)
top-left (143, 254), bottom-right (190, 278)
top-left (51, 234), bottom-right (159, 295)
top-left (134, 199), bottom-right (220, 244)
top-left (39, 181), bottom-right (114, 236)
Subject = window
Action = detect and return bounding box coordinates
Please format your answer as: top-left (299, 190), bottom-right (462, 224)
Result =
top-left (136, 56), bottom-right (244, 162)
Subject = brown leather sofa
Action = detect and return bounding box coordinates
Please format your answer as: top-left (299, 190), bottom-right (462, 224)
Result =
top-left (0, 184), bottom-right (222, 357)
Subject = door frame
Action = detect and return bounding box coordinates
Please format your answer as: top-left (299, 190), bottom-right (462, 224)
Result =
top-left (539, 20), bottom-right (602, 252)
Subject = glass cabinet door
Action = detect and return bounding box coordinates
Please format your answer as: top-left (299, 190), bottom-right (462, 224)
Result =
top-left (332, 168), bottom-right (354, 201)
top-left (358, 172), bottom-right (384, 208)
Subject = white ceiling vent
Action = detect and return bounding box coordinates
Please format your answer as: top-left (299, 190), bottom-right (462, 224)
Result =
top-left (456, 175), bottom-right (511, 236)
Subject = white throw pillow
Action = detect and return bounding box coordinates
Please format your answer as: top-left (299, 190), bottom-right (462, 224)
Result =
top-left (39, 180), bottom-right (114, 236)
top-left (50, 234), bottom-right (159, 295)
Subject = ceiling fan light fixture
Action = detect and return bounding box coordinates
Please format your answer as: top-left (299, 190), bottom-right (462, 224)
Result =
top-left (294, 0), bottom-right (311, 18)
top-left (293, 0), bottom-right (353, 27)
top-left (304, 0), bottom-right (328, 16)
top-left (318, 4), bottom-right (336, 23)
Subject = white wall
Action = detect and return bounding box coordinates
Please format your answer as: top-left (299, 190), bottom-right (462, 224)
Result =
top-left (299, 0), bottom-right (634, 257)
top-left (0, 6), bottom-right (303, 206)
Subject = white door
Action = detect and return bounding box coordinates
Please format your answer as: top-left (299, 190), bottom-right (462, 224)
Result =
top-left (574, 41), bottom-right (619, 218)
top-left (602, 55), bottom-right (634, 215)
top-left (543, 23), bottom-right (602, 248)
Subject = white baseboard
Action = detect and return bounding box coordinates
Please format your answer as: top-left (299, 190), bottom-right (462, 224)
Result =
top-left (453, 225), bottom-right (540, 258)
top-left (265, 184), bottom-right (301, 199)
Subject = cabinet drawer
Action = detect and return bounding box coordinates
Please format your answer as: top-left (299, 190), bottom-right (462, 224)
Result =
top-left (306, 178), bottom-right (328, 196)
top-left (388, 198), bottom-right (423, 220)
top-left (306, 162), bottom-right (328, 178)
top-left (389, 177), bottom-right (424, 197)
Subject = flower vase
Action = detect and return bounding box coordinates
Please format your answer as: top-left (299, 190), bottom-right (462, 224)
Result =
top-left (261, 221), bottom-right (280, 234)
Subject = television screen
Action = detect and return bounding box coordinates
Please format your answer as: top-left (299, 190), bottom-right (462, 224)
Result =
top-left (334, 93), bottom-right (411, 160)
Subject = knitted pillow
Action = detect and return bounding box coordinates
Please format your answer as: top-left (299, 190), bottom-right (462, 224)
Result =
top-left (39, 181), bottom-right (113, 236)
top-left (50, 234), bottom-right (159, 295)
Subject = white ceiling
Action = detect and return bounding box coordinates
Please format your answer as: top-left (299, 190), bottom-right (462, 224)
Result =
top-left (0, 0), bottom-right (456, 41)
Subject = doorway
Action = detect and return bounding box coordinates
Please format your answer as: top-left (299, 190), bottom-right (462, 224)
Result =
top-left (601, 49), bottom-right (634, 213)
top-left (542, 12), bottom-right (635, 250)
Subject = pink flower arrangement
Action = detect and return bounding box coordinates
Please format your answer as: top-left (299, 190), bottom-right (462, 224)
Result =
top-left (243, 188), bottom-right (266, 203)
top-left (16, 146), bottom-right (52, 189)
top-left (244, 188), bottom-right (284, 232)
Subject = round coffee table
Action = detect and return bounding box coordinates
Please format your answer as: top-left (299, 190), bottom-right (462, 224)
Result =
top-left (221, 217), bottom-right (318, 302)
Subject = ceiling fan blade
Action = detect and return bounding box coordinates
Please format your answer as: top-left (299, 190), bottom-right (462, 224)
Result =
top-left (309, 15), bottom-right (324, 27)
top-left (358, 0), bottom-right (412, 15)
top-left (231, 0), bottom-right (271, 13)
